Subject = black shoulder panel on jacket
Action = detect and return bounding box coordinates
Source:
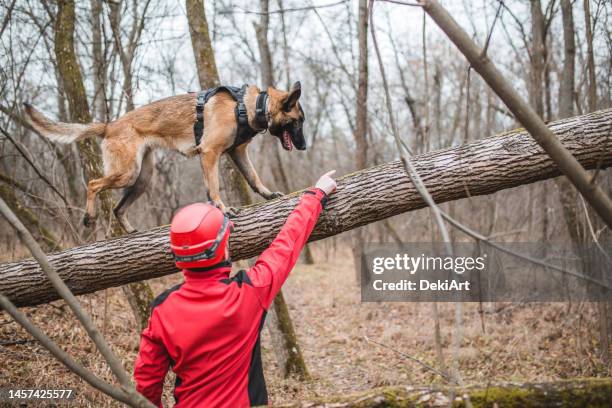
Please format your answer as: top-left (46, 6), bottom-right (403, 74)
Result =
top-left (150, 283), bottom-right (183, 312)
top-left (220, 270), bottom-right (253, 288)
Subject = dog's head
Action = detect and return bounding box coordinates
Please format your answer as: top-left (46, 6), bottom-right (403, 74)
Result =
top-left (267, 81), bottom-right (306, 151)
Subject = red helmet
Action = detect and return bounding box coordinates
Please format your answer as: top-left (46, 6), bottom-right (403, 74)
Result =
top-left (170, 203), bottom-right (232, 269)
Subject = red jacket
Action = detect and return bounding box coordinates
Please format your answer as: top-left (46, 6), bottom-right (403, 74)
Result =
top-left (134, 189), bottom-right (327, 407)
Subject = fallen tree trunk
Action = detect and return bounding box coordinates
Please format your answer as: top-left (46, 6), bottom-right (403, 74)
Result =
top-left (1, 110), bottom-right (611, 307)
top-left (273, 377), bottom-right (612, 407)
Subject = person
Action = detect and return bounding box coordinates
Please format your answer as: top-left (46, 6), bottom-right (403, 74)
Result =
top-left (134, 171), bottom-right (337, 407)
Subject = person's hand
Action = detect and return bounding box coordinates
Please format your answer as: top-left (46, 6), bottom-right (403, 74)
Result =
top-left (315, 170), bottom-right (337, 195)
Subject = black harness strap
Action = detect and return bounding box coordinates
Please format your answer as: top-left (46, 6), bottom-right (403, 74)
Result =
top-left (194, 92), bottom-right (207, 146)
top-left (193, 84), bottom-right (269, 150)
top-left (254, 91), bottom-right (268, 127)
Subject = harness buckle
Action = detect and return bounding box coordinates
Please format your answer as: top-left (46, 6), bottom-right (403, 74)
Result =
top-left (236, 102), bottom-right (249, 127)
top-left (196, 93), bottom-right (206, 121)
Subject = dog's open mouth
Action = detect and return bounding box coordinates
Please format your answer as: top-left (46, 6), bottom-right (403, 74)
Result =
top-left (281, 130), bottom-right (293, 151)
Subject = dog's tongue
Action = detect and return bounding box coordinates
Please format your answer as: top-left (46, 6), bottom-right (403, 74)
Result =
top-left (282, 130), bottom-right (293, 151)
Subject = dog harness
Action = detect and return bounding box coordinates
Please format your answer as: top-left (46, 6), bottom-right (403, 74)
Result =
top-left (193, 84), bottom-right (269, 150)
top-left (134, 189), bottom-right (328, 408)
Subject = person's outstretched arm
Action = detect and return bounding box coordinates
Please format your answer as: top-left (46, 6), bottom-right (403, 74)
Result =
top-left (249, 171), bottom-right (337, 309)
top-left (134, 313), bottom-right (170, 408)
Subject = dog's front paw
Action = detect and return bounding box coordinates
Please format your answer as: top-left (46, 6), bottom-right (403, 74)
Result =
top-left (225, 207), bottom-right (241, 219)
top-left (83, 213), bottom-right (96, 228)
top-left (208, 200), bottom-right (226, 212)
top-left (265, 191), bottom-right (284, 200)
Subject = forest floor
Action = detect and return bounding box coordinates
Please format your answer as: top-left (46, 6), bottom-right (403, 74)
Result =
top-left (0, 246), bottom-right (609, 407)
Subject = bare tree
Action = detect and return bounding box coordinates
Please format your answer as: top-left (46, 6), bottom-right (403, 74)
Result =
top-left (91, 0), bottom-right (108, 121)
top-left (186, 0), bottom-right (308, 380)
top-left (530, 0), bottom-right (546, 118)
top-left (583, 0), bottom-right (597, 112)
top-left (354, 0), bottom-right (368, 172)
top-left (417, 0), bottom-right (612, 228)
top-left (252, 0), bottom-right (309, 379)
top-left (351, 0), bottom-right (370, 284)
top-left (559, 0), bottom-right (575, 119)
top-left (253, 0), bottom-right (290, 195)
top-left (185, 0), bottom-right (252, 207)
top-left (54, 0), bottom-right (153, 331)
top-left (108, 1), bottom-right (140, 112)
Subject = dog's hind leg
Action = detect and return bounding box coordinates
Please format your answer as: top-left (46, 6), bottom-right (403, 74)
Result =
top-left (84, 138), bottom-right (142, 228)
top-left (113, 148), bottom-right (154, 233)
top-left (228, 144), bottom-right (283, 200)
top-left (84, 172), bottom-right (134, 228)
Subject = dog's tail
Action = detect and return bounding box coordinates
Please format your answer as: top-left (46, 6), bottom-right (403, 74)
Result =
top-left (23, 103), bottom-right (106, 144)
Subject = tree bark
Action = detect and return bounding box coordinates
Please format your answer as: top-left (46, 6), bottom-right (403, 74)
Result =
top-left (91, 0), bottom-right (108, 121)
top-left (186, 0), bottom-right (219, 89)
top-left (352, 0), bottom-right (369, 284)
top-left (54, 0), bottom-right (153, 331)
top-left (554, 0), bottom-right (582, 287)
top-left (2, 110), bottom-right (612, 307)
top-left (252, 0), bottom-right (309, 379)
top-left (556, 0), bottom-right (582, 250)
top-left (555, 0), bottom-right (610, 366)
top-left (354, 0), bottom-right (369, 171)
top-left (253, 0), bottom-right (290, 197)
top-left (558, 0), bottom-right (576, 120)
top-left (185, 0), bottom-right (252, 207)
top-left (265, 290), bottom-right (309, 379)
top-left (533, 0), bottom-right (554, 255)
top-left (185, 0), bottom-right (306, 379)
top-left (530, 0), bottom-right (545, 118)
top-left (108, 1), bottom-right (135, 112)
top-left (254, 0), bottom-right (274, 88)
top-left (275, 378), bottom-right (612, 408)
top-left (107, 0), bottom-right (157, 332)
top-left (583, 0), bottom-right (597, 113)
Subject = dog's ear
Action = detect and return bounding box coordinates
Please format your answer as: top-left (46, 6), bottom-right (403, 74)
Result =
top-left (283, 81), bottom-right (301, 112)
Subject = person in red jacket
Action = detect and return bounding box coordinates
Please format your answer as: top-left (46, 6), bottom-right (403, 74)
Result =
top-left (134, 171), bottom-right (337, 407)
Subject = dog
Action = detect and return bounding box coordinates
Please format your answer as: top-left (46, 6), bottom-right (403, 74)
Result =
top-left (23, 82), bottom-right (306, 233)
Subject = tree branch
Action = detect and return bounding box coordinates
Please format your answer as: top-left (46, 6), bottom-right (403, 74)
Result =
top-left (0, 197), bottom-right (155, 408)
top-left (0, 294), bottom-right (132, 404)
top-left (0, 126), bottom-right (70, 207)
top-left (417, 0), bottom-right (612, 228)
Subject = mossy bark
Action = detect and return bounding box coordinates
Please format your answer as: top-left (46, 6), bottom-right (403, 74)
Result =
top-left (267, 291), bottom-right (309, 380)
top-left (250, 0), bottom-right (309, 379)
top-left (302, 244), bottom-right (315, 265)
top-left (274, 377), bottom-right (612, 408)
top-left (54, 0), bottom-right (153, 331)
